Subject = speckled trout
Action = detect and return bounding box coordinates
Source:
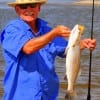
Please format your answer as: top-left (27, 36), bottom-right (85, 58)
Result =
top-left (65, 24), bottom-right (84, 100)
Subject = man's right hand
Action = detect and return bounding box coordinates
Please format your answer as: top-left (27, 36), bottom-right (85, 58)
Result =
top-left (51, 25), bottom-right (71, 38)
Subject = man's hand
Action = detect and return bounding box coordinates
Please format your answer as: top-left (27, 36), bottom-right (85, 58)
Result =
top-left (51, 25), bottom-right (71, 38)
top-left (80, 38), bottom-right (96, 50)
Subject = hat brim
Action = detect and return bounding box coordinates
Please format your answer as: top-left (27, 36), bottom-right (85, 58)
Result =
top-left (8, 1), bottom-right (46, 7)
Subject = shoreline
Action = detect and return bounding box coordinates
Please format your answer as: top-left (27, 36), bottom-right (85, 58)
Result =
top-left (74, 0), bottom-right (100, 6)
top-left (45, 0), bottom-right (100, 6)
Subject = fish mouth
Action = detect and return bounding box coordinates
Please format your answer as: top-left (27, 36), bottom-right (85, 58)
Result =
top-left (78, 25), bottom-right (85, 34)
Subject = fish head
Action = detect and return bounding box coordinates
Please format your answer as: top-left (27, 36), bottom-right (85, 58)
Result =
top-left (69, 24), bottom-right (85, 47)
top-left (74, 25), bottom-right (85, 46)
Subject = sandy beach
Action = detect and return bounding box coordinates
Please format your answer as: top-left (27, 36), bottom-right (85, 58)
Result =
top-left (74, 0), bottom-right (100, 6)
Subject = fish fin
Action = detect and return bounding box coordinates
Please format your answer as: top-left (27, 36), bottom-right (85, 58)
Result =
top-left (65, 47), bottom-right (69, 55)
top-left (78, 68), bottom-right (82, 77)
top-left (72, 44), bottom-right (75, 47)
top-left (77, 64), bottom-right (82, 78)
top-left (64, 75), bottom-right (67, 80)
top-left (65, 90), bottom-right (78, 100)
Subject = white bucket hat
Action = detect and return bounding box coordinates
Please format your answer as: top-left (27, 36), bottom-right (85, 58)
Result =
top-left (8, 0), bottom-right (47, 7)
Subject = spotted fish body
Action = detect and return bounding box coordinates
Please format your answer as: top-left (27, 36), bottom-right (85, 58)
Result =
top-left (65, 24), bottom-right (84, 100)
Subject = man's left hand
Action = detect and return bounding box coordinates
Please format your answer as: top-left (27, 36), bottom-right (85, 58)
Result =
top-left (80, 38), bottom-right (96, 50)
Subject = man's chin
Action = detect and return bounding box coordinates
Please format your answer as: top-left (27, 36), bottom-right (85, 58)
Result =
top-left (26, 19), bottom-right (34, 22)
top-left (25, 17), bottom-right (35, 22)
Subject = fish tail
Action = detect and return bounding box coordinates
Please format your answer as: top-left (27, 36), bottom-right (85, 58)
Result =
top-left (65, 90), bottom-right (77, 100)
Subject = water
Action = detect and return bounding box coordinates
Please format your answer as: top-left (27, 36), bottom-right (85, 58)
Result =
top-left (0, 1), bottom-right (100, 100)
top-left (0, 0), bottom-right (76, 8)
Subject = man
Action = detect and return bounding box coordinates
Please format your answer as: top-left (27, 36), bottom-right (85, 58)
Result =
top-left (0, 0), bottom-right (96, 100)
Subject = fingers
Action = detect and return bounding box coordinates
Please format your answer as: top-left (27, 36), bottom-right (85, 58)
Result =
top-left (55, 25), bottom-right (71, 37)
top-left (62, 28), bottom-right (70, 37)
top-left (88, 39), bottom-right (96, 50)
top-left (82, 38), bottom-right (96, 50)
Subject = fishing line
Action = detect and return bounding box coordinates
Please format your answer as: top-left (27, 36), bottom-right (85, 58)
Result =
top-left (87, 0), bottom-right (95, 100)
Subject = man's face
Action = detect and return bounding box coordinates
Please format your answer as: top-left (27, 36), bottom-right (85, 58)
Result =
top-left (15, 3), bottom-right (41, 22)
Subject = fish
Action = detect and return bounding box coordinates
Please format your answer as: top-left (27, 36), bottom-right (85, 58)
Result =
top-left (64, 24), bottom-right (85, 100)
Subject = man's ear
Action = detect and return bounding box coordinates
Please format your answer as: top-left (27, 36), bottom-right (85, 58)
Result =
top-left (38, 4), bottom-right (41, 12)
top-left (14, 5), bottom-right (20, 15)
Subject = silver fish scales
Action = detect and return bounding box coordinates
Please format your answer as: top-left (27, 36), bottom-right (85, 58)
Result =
top-left (65, 24), bottom-right (84, 100)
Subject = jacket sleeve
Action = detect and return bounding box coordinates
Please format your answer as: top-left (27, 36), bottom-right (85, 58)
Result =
top-left (1, 25), bottom-right (29, 58)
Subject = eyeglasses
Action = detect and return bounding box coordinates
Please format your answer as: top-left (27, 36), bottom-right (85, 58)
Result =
top-left (18, 4), bottom-right (38, 9)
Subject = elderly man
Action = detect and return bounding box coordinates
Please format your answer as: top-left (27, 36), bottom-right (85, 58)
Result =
top-left (0, 0), bottom-right (96, 100)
